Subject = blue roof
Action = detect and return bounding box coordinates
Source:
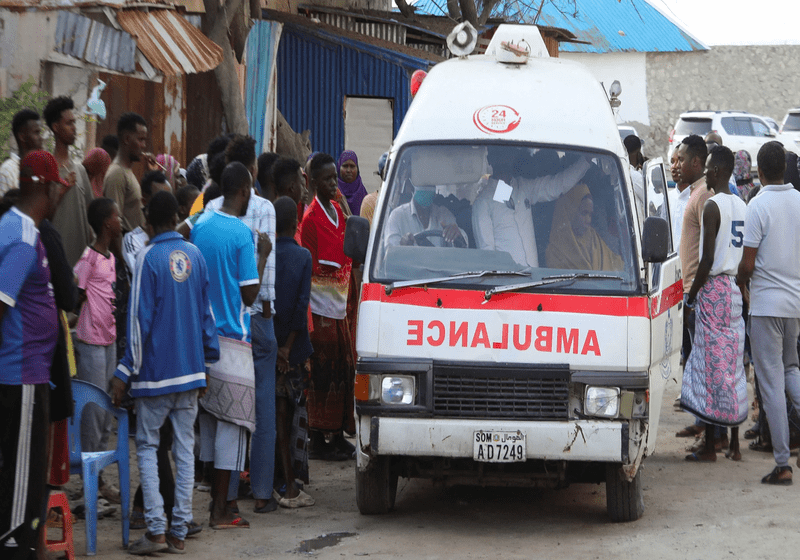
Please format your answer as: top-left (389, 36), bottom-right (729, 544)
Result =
top-left (411, 0), bottom-right (706, 53)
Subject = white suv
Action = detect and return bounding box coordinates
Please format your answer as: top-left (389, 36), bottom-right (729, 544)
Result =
top-left (780, 108), bottom-right (800, 149)
top-left (667, 111), bottom-right (789, 170)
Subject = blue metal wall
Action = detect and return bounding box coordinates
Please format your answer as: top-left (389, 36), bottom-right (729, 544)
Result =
top-left (276, 23), bottom-right (430, 159)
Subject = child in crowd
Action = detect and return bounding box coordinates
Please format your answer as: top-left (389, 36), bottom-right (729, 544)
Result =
top-left (272, 197), bottom-right (315, 507)
top-left (74, 197), bottom-right (123, 504)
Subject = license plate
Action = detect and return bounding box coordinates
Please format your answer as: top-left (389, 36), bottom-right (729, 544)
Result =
top-left (473, 431), bottom-right (526, 463)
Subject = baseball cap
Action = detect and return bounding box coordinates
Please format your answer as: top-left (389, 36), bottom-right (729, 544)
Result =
top-left (19, 150), bottom-right (70, 188)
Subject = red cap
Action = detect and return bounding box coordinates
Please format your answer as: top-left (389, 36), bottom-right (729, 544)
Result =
top-left (19, 151), bottom-right (69, 188)
top-left (410, 70), bottom-right (427, 97)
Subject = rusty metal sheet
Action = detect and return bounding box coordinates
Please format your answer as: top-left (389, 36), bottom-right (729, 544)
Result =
top-left (117, 9), bottom-right (223, 76)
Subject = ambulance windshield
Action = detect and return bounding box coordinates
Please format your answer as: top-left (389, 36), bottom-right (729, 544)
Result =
top-left (371, 143), bottom-right (638, 293)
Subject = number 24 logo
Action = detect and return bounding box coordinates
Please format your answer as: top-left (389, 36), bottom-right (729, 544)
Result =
top-left (731, 220), bottom-right (744, 247)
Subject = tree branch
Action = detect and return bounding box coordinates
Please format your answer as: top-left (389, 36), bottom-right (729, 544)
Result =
top-left (395, 0), bottom-right (416, 20)
top-left (477, 0), bottom-right (500, 25)
top-left (459, 0), bottom-right (478, 26)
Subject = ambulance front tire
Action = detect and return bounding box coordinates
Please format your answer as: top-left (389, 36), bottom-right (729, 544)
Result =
top-left (356, 456), bottom-right (398, 514)
top-left (605, 463), bottom-right (644, 522)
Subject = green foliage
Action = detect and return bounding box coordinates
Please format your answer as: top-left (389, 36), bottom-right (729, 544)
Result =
top-left (0, 78), bottom-right (51, 161)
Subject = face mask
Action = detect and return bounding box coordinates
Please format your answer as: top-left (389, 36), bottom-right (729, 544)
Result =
top-left (413, 189), bottom-right (435, 207)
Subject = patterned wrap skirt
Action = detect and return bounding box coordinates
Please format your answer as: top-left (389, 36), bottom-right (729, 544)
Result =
top-left (680, 275), bottom-right (748, 426)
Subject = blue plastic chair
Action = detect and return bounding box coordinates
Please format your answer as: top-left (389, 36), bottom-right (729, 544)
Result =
top-left (67, 379), bottom-right (130, 555)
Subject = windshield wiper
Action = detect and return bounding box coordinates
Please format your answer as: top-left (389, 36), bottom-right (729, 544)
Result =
top-left (385, 270), bottom-right (530, 295)
top-left (484, 273), bottom-right (625, 300)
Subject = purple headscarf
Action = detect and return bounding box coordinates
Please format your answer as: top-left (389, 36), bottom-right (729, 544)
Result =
top-left (337, 150), bottom-right (368, 216)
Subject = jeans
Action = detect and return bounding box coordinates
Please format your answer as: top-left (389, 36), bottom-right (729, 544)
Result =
top-left (750, 316), bottom-right (800, 467)
top-left (229, 314), bottom-right (277, 501)
top-left (135, 390), bottom-right (198, 540)
top-left (76, 341), bottom-right (116, 453)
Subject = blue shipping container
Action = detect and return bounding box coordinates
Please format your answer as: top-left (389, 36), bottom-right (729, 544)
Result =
top-left (275, 22), bottom-right (433, 159)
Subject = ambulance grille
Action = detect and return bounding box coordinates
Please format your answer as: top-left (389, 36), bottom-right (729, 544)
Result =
top-left (432, 369), bottom-right (570, 420)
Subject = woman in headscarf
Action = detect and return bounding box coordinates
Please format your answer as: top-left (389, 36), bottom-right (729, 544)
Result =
top-left (337, 150), bottom-right (368, 216)
top-left (733, 150), bottom-right (754, 202)
top-left (82, 147), bottom-right (112, 198)
top-left (545, 184), bottom-right (624, 271)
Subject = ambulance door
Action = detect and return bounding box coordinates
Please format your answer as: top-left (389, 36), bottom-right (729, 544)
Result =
top-left (643, 158), bottom-right (683, 452)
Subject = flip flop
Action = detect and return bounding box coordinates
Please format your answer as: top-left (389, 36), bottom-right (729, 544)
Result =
top-left (685, 452), bottom-right (715, 463)
top-left (253, 498), bottom-right (278, 513)
top-left (165, 535), bottom-right (186, 555)
top-left (186, 520), bottom-right (203, 537)
top-left (210, 516), bottom-right (250, 530)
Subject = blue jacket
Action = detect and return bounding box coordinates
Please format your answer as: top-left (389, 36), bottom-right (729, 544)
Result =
top-left (115, 231), bottom-right (219, 397)
top-left (274, 236), bottom-right (313, 365)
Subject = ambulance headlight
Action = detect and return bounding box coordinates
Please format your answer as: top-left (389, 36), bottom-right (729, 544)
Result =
top-left (381, 376), bottom-right (415, 405)
top-left (584, 386), bottom-right (620, 418)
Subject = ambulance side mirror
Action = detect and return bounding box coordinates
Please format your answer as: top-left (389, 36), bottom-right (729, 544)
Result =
top-left (344, 216), bottom-right (370, 264)
top-left (642, 216), bottom-right (669, 263)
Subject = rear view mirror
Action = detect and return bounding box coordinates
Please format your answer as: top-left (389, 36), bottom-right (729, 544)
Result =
top-left (642, 216), bottom-right (669, 263)
top-left (344, 216), bottom-right (370, 264)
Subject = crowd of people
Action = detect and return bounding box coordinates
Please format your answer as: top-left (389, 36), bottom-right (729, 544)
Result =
top-left (0, 99), bottom-right (375, 558)
top-left (668, 133), bottom-right (800, 487)
top-left (3, 94), bottom-right (800, 559)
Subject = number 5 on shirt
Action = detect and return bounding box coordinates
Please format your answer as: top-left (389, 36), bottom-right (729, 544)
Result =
top-left (731, 220), bottom-right (744, 248)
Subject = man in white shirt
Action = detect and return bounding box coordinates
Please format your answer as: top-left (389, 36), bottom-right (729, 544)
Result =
top-left (0, 109), bottom-right (43, 196)
top-left (737, 141), bottom-right (800, 486)
top-left (471, 148), bottom-right (589, 268)
top-left (669, 147), bottom-right (690, 246)
top-left (385, 185), bottom-right (466, 248)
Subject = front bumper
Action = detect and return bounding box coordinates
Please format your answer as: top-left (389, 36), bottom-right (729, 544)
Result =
top-left (362, 416), bottom-right (629, 463)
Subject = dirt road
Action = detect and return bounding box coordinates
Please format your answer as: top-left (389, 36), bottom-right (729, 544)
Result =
top-left (66, 375), bottom-right (797, 559)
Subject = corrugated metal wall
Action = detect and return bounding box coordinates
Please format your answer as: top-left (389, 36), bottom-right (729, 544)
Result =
top-left (276, 24), bottom-right (429, 158)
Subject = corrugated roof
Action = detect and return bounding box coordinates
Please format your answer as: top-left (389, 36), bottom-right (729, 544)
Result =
top-left (116, 8), bottom-right (223, 75)
top-left (265, 9), bottom-right (445, 64)
top-left (411, 0), bottom-right (706, 53)
top-left (55, 11), bottom-right (137, 72)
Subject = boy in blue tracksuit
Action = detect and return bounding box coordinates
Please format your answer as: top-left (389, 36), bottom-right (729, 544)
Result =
top-left (111, 191), bottom-right (219, 555)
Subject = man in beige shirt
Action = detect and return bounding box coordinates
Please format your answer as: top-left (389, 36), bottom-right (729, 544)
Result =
top-left (675, 134), bottom-right (711, 437)
top-left (103, 112), bottom-right (150, 233)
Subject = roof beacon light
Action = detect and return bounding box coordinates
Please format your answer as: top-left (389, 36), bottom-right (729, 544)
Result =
top-left (498, 39), bottom-right (531, 64)
top-left (486, 24), bottom-right (549, 62)
top-left (447, 21), bottom-right (478, 58)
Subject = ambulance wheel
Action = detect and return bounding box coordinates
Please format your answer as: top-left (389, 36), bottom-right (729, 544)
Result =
top-left (605, 463), bottom-right (644, 522)
top-left (356, 456), bottom-right (398, 514)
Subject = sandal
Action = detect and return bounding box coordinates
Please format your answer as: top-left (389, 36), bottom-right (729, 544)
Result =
top-left (685, 452), bottom-right (716, 463)
top-left (210, 516), bottom-right (250, 530)
top-left (744, 425), bottom-right (760, 439)
top-left (761, 466), bottom-right (793, 486)
top-left (676, 424), bottom-right (704, 438)
top-left (749, 438), bottom-right (772, 452)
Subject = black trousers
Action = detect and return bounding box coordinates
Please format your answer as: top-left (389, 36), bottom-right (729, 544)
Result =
top-left (0, 383), bottom-right (50, 560)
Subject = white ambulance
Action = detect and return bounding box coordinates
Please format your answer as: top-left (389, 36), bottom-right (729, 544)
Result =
top-left (344, 24), bottom-right (681, 522)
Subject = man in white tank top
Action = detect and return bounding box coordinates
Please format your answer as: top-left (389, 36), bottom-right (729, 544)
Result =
top-left (680, 146), bottom-right (748, 463)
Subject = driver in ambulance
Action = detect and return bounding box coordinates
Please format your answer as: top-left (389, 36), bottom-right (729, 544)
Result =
top-left (385, 184), bottom-right (467, 247)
